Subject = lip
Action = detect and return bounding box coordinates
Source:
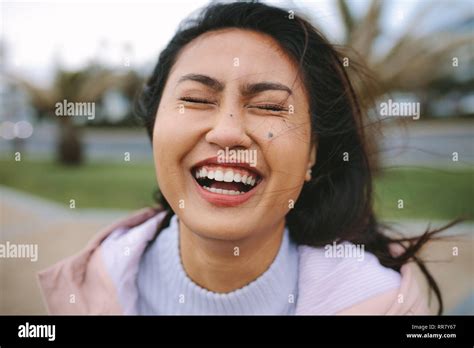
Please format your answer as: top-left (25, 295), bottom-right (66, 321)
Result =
top-left (190, 156), bottom-right (263, 207)
top-left (192, 175), bottom-right (261, 207)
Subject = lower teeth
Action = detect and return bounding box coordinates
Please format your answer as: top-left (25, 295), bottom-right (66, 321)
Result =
top-left (203, 186), bottom-right (245, 195)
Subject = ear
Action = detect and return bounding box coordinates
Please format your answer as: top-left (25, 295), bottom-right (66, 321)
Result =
top-left (304, 143), bottom-right (317, 182)
top-left (308, 142), bottom-right (317, 169)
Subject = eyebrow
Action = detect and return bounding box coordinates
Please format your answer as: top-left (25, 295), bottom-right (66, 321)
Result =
top-left (177, 74), bottom-right (224, 91)
top-left (241, 82), bottom-right (292, 96)
top-left (177, 73), bottom-right (292, 96)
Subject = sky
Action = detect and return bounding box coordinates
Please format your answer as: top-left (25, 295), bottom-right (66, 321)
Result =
top-left (1, 0), bottom-right (470, 86)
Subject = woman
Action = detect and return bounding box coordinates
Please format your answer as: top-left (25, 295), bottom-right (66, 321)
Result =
top-left (38, 1), bottom-right (450, 315)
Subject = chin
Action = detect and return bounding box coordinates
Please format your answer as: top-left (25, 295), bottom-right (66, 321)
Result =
top-left (180, 210), bottom-right (257, 241)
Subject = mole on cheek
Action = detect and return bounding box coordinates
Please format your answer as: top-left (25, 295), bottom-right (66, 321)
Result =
top-left (267, 132), bottom-right (273, 139)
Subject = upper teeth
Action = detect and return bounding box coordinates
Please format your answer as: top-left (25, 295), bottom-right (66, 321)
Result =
top-left (195, 167), bottom-right (257, 186)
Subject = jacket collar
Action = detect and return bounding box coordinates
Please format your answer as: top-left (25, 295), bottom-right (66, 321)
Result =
top-left (37, 208), bottom-right (423, 315)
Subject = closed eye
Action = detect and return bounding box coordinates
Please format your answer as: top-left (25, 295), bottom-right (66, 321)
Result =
top-left (250, 104), bottom-right (288, 112)
top-left (179, 97), bottom-right (215, 105)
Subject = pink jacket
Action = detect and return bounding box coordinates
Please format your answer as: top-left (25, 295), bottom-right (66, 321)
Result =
top-left (37, 208), bottom-right (431, 315)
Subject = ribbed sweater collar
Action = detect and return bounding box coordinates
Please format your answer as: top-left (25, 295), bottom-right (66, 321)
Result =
top-left (137, 215), bottom-right (299, 315)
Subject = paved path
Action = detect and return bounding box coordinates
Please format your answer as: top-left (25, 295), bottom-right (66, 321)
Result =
top-left (1, 186), bottom-right (472, 314)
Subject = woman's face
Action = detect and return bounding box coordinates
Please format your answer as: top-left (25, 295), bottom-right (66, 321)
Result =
top-left (153, 29), bottom-right (316, 241)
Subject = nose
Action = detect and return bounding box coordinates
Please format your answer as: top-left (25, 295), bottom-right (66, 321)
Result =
top-left (205, 107), bottom-right (252, 149)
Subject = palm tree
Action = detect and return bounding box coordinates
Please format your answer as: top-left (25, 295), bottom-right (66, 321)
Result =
top-left (12, 66), bottom-right (141, 165)
top-left (308, 0), bottom-right (473, 170)
top-left (333, 0), bottom-right (473, 101)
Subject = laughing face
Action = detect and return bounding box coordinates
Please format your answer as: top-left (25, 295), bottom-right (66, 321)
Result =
top-left (153, 29), bottom-right (316, 241)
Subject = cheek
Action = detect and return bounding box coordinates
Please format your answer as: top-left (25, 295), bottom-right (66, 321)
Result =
top-left (152, 107), bottom-right (190, 188)
top-left (254, 117), bottom-right (311, 180)
top-left (254, 120), bottom-right (310, 215)
top-left (153, 104), bottom-right (193, 164)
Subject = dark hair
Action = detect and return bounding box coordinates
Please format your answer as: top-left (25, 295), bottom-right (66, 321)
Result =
top-left (135, 0), bottom-right (459, 314)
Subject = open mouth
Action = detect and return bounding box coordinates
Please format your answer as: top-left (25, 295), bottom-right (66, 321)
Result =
top-left (192, 165), bottom-right (262, 196)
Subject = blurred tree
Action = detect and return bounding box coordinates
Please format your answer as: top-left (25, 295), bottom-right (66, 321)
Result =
top-left (14, 67), bottom-right (143, 165)
top-left (335, 0), bottom-right (473, 103)
top-left (326, 0), bottom-right (474, 171)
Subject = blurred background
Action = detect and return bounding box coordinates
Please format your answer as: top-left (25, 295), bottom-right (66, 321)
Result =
top-left (0, 0), bottom-right (473, 314)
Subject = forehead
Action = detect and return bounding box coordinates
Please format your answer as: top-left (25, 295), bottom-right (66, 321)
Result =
top-left (168, 29), bottom-right (304, 91)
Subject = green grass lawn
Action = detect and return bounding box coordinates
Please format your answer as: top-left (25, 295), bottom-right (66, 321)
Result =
top-left (0, 158), bottom-right (157, 210)
top-left (373, 167), bottom-right (473, 220)
top-left (0, 158), bottom-right (472, 220)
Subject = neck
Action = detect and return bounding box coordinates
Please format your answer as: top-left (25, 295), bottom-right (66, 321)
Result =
top-left (179, 219), bottom-right (286, 293)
